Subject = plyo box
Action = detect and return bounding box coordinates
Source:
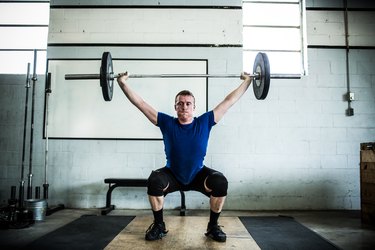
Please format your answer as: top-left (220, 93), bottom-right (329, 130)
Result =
top-left (360, 142), bottom-right (375, 225)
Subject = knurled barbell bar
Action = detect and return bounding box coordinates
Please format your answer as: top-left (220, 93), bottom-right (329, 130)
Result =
top-left (65, 51), bottom-right (300, 101)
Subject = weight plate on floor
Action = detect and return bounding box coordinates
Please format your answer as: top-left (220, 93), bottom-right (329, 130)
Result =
top-left (100, 52), bottom-right (114, 101)
top-left (253, 52), bottom-right (270, 100)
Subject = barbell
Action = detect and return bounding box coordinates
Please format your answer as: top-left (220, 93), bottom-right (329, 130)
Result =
top-left (65, 51), bottom-right (300, 101)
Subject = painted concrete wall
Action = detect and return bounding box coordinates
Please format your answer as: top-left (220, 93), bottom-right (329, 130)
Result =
top-left (0, 0), bottom-right (374, 210)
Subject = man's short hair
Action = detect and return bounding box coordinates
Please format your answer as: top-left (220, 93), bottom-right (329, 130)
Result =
top-left (175, 90), bottom-right (195, 104)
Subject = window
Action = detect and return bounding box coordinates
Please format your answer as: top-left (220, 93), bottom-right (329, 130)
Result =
top-left (242, 0), bottom-right (307, 76)
top-left (0, 2), bottom-right (50, 74)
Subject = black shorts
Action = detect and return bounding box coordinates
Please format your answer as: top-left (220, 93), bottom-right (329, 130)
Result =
top-left (148, 166), bottom-right (224, 197)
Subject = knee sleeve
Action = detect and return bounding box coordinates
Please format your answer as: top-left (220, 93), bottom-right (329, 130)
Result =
top-left (206, 172), bottom-right (228, 197)
top-left (147, 170), bottom-right (169, 196)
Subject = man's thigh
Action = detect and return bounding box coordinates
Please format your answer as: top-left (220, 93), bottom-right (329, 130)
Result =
top-left (152, 167), bottom-right (182, 195)
top-left (188, 166), bottom-right (223, 197)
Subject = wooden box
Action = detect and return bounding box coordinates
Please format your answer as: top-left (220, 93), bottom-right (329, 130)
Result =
top-left (360, 142), bottom-right (375, 224)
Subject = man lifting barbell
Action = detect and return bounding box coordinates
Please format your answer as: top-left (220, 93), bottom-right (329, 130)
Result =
top-left (64, 51), bottom-right (300, 241)
top-left (116, 71), bottom-right (252, 242)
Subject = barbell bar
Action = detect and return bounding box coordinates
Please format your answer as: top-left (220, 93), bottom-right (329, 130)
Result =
top-left (64, 51), bottom-right (300, 101)
top-left (65, 73), bottom-right (300, 79)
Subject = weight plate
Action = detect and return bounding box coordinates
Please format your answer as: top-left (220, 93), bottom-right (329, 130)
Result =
top-left (252, 52), bottom-right (270, 100)
top-left (100, 52), bottom-right (114, 101)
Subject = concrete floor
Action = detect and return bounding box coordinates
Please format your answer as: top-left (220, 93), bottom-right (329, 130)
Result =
top-left (1, 208), bottom-right (375, 249)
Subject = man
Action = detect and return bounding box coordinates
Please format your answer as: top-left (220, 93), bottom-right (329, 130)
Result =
top-left (117, 72), bottom-right (252, 242)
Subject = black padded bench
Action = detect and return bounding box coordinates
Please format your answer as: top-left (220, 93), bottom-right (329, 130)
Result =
top-left (101, 178), bottom-right (186, 216)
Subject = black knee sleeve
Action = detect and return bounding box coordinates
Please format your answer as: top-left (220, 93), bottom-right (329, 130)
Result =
top-left (147, 170), bottom-right (169, 196)
top-left (206, 172), bottom-right (228, 197)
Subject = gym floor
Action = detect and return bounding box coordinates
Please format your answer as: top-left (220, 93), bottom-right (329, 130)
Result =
top-left (1, 208), bottom-right (375, 250)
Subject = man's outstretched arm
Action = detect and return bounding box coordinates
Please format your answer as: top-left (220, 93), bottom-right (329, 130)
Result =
top-left (213, 72), bottom-right (252, 124)
top-left (117, 72), bottom-right (158, 125)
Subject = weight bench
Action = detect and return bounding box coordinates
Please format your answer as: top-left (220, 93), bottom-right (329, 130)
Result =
top-left (101, 178), bottom-right (186, 216)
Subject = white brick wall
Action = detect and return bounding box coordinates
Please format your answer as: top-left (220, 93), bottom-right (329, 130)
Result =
top-left (0, 3), bottom-right (374, 210)
top-left (349, 11), bottom-right (375, 46)
top-left (2, 50), bottom-right (373, 209)
top-left (48, 8), bottom-right (242, 45)
top-left (306, 10), bottom-right (375, 47)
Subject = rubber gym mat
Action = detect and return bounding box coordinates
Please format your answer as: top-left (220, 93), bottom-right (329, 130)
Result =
top-left (239, 216), bottom-right (341, 250)
top-left (26, 215), bottom-right (135, 250)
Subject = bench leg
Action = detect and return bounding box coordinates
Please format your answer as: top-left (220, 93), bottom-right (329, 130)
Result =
top-left (101, 205), bottom-right (115, 215)
top-left (179, 190), bottom-right (186, 216)
top-left (101, 184), bottom-right (118, 215)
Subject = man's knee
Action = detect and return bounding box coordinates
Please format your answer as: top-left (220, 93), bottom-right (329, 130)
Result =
top-left (206, 172), bottom-right (228, 197)
top-left (147, 170), bottom-right (169, 196)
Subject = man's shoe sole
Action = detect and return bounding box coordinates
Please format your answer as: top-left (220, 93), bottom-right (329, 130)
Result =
top-left (205, 232), bottom-right (227, 242)
top-left (145, 232), bottom-right (167, 241)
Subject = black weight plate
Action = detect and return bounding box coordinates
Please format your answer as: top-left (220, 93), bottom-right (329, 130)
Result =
top-left (252, 52), bottom-right (270, 100)
top-left (100, 52), bottom-right (114, 101)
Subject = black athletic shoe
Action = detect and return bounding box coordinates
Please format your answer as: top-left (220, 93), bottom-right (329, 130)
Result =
top-left (205, 223), bottom-right (226, 242)
top-left (145, 222), bottom-right (168, 241)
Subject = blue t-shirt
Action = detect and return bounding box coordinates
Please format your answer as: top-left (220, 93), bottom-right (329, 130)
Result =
top-left (157, 111), bottom-right (216, 185)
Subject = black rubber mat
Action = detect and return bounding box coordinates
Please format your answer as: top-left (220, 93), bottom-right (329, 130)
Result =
top-left (26, 215), bottom-right (135, 250)
top-left (239, 216), bottom-right (341, 250)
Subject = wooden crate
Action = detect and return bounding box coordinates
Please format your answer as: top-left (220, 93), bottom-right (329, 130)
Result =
top-left (361, 149), bottom-right (375, 163)
top-left (360, 142), bottom-right (375, 224)
top-left (361, 203), bottom-right (375, 224)
top-left (361, 162), bottom-right (375, 183)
